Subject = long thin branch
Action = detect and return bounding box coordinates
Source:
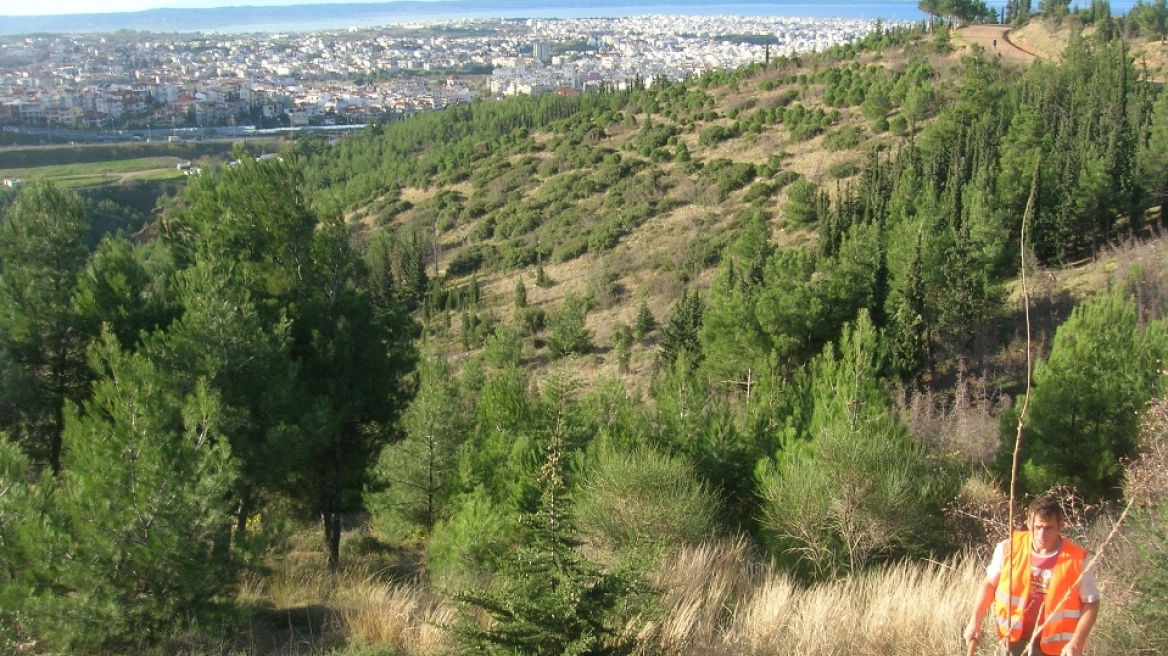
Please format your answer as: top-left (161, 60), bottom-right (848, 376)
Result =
top-left (1000, 157), bottom-right (1041, 655)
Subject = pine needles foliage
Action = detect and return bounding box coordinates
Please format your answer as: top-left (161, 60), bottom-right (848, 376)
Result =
top-left (450, 394), bottom-right (649, 656)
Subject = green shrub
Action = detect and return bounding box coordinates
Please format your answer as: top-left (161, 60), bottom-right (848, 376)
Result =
top-left (889, 114), bottom-right (910, 136)
top-left (574, 444), bottom-right (722, 557)
top-left (515, 306), bottom-right (546, 335)
top-left (428, 487), bottom-right (519, 577)
top-left (772, 89), bottom-right (800, 107)
top-left (446, 244), bottom-right (492, 277)
top-left (467, 215), bottom-right (496, 241)
top-left (822, 126), bottom-right (864, 152)
top-left (772, 170), bottom-right (801, 190)
top-left (699, 124), bottom-right (739, 147)
top-left (499, 241), bottom-right (538, 269)
top-left (553, 236), bottom-right (589, 263)
top-left (589, 217), bottom-right (627, 253)
top-left (547, 294), bottom-right (592, 358)
top-left (701, 158), bottom-right (757, 200)
top-left (744, 181), bottom-right (775, 205)
top-left (789, 122), bottom-right (823, 142)
top-left (828, 161), bottom-right (860, 179)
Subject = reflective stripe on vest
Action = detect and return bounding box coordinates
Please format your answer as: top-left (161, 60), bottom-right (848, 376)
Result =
top-left (993, 531), bottom-right (1088, 654)
top-left (1041, 632), bottom-right (1077, 646)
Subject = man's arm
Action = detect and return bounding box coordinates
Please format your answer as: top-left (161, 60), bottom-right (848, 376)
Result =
top-left (1060, 600), bottom-right (1098, 656)
top-left (965, 579), bottom-right (996, 644)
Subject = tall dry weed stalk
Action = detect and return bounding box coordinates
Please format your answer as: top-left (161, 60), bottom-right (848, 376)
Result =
top-left (901, 364), bottom-right (1008, 464)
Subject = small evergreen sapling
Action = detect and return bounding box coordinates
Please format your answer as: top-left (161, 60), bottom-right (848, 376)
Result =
top-left (451, 402), bottom-right (647, 656)
top-left (633, 299), bottom-right (656, 340)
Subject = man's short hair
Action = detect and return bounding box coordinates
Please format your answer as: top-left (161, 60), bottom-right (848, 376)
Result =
top-left (1028, 495), bottom-right (1065, 524)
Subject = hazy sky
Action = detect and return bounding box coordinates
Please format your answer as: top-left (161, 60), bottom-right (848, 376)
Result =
top-left (1, 0), bottom-right (402, 17)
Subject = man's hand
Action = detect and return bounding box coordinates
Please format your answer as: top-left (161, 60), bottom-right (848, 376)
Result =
top-left (1060, 642), bottom-right (1084, 656)
top-left (964, 621), bottom-right (982, 645)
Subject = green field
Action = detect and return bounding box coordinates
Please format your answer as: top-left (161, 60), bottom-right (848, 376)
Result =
top-left (0, 156), bottom-right (188, 189)
top-left (0, 140), bottom-right (259, 169)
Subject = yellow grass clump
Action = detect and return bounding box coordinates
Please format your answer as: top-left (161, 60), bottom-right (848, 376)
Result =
top-left (641, 538), bottom-right (984, 656)
top-left (335, 578), bottom-right (456, 656)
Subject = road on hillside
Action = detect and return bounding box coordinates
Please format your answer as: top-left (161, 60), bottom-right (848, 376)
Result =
top-left (955, 24), bottom-right (1037, 64)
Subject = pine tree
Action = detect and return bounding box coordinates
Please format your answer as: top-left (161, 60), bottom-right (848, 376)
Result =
top-left (535, 255), bottom-right (552, 288)
top-left (0, 440), bottom-right (56, 649)
top-left (632, 299), bottom-right (656, 340)
top-left (1007, 288), bottom-right (1167, 498)
top-left (45, 332), bottom-right (238, 651)
top-left (1139, 80), bottom-right (1168, 222)
top-left (142, 260), bottom-right (299, 545)
top-left (163, 157), bottom-right (417, 570)
top-left (611, 323), bottom-right (634, 374)
top-left (699, 262), bottom-right (770, 388)
top-left (74, 236), bottom-right (173, 352)
top-left (657, 288), bottom-right (705, 370)
top-left (368, 351), bottom-right (464, 537)
top-left (451, 388), bottom-right (644, 656)
top-left (758, 311), bottom-right (943, 577)
top-left (514, 277), bottom-right (528, 310)
top-left (0, 182), bottom-right (91, 474)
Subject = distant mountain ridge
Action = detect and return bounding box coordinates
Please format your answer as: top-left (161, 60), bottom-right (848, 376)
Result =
top-left (1, 0), bottom-right (914, 36)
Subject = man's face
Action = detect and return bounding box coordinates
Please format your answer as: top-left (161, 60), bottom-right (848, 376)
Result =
top-left (1029, 513), bottom-right (1063, 553)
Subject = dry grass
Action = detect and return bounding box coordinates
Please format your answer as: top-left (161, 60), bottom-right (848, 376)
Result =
top-left (636, 524), bottom-right (1157, 656)
top-left (645, 537), bottom-right (764, 654)
top-left (639, 538), bottom-right (984, 656)
top-left (1131, 40), bottom-right (1168, 83)
top-left (230, 515), bottom-right (1158, 656)
top-left (335, 579), bottom-right (456, 656)
top-left (264, 556), bottom-right (338, 610)
top-left (1010, 20), bottom-right (1074, 61)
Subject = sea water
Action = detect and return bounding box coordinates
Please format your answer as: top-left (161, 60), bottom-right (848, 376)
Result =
top-left (0, 0), bottom-right (1144, 35)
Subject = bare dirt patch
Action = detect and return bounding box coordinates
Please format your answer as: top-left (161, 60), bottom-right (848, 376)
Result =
top-left (1132, 40), bottom-right (1168, 83)
top-left (400, 187), bottom-right (435, 205)
top-left (1008, 20), bottom-right (1073, 61)
top-left (954, 24), bottom-right (1037, 64)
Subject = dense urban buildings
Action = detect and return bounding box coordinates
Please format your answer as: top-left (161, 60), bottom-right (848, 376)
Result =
top-left (0, 14), bottom-right (891, 132)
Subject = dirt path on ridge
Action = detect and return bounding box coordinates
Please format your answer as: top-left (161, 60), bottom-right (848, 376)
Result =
top-left (954, 24), bottom-right (1037, 65)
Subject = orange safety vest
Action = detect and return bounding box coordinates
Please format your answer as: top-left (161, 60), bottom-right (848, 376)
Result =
top-left (994, 531), bottom-right (1088, 655)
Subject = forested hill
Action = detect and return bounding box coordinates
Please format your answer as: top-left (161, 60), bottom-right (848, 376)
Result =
top-left (298, 16), bottom-right (1166, 392)
top-left (3, 13), bottom-right (1168, 656)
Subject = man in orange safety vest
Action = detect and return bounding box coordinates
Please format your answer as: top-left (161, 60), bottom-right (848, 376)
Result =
top-left (964, 496), bottom-right (1100, 656)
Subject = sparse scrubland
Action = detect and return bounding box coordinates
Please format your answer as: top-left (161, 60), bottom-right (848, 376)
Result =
top-left (4, 6), bottom-right (1168, 656)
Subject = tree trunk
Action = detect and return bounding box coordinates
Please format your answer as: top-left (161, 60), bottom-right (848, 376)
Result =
top-left (50, 369), bottom-right (65, 476)
top-left (326, 435), bottom-right (343, 572)
top-left (235, 484), bottom-right (253, 542)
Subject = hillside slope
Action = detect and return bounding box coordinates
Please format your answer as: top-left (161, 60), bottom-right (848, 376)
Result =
top-left (301, 19), bottom-right (1164, 393)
